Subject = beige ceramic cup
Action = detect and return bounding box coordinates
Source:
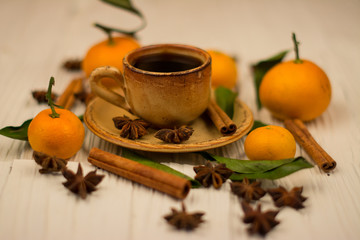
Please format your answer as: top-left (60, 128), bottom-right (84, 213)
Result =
top-left (89, 44), bottom-right (211, 128)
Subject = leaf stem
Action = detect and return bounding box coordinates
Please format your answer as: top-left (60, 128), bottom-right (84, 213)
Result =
top-left (47, 77), bottom-right (60, 118)
top-left (292, 33), bottom-right (303, 64)
top-left (94, 15), bottom-right (146, 41)
top-left (93, 4), bottom-right (147, 42)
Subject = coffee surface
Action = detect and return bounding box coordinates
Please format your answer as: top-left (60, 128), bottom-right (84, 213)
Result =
top-left (133, 53), bottom-right (203, 72)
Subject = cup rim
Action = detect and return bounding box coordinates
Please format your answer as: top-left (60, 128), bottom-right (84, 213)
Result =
top-left (123, 43), bottom-right (211, 76)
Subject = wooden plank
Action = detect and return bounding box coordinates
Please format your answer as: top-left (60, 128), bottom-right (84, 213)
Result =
top-left (0, 0), bottom-right (359, 239)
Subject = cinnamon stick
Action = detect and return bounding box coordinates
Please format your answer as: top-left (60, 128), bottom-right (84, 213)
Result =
top-left (284, 119), bottom-right (336, 172)
top-left (55, 78), bottom-right (83, 109)
top-left (206, 100), bottom-right (237, 135)
top-left (88, 148), bottom-right (191, 199)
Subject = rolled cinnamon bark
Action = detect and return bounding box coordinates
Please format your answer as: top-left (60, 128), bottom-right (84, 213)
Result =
top-left (206, 100), bottom-right (237, 136)
top-left (56, 78), bottom-right (83, 109)
top-left (88, 148), bottom-right (191, 199)
top-left (284, 119), bottom-right (336, 172)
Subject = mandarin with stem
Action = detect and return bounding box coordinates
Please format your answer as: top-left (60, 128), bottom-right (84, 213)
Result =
top-left (28, 78), bottom-right (85, 159)
top-left (82, 36), bottom-right (140, 87)
top-left (259, 33), bottom-right (331, 121)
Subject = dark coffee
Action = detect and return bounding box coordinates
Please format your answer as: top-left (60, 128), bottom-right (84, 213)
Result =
top-left (133, 52), bottom-right (203, 72)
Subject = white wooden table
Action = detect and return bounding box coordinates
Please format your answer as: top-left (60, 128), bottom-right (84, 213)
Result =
top-left (0, 0), bottom-right (359, 239)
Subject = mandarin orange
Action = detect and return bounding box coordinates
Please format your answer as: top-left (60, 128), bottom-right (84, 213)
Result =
top-left (244, 125), bottom-right (296, 160)
top-left (28, 108), bottom-right (85, 159)
top-left (207, 50), bottom-right (237, 89)
top-left (259, 34), bottom-right (331, 121)
top-left (82, 36), bottom-right (140, 77)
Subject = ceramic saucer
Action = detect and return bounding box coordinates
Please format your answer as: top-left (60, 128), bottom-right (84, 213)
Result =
top-left (84, 97), bottom-right (253, 153)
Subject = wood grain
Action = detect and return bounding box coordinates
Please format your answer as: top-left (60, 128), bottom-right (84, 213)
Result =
top-left (0, 0), bottom-right (359, 240)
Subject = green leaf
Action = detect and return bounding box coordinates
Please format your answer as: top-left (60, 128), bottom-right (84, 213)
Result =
top-left (0, 119), bottom-right (32, 141)
top-left (101, 0), bottom-right (142, 16)
top-left (199, 152), bottom-right (313, 180)
top-left (199, 152), bottom-right (294, 173)
top-left (230, 157), bottom-right (313, 181)
top-left (78, 115), bottom-right (84, 122)
top-left (122, 149), bottom-right (201, 188)
top-left (214, 86), bottom-right (238, 119)
top-left (96, 0), bottom-right (146, 38)
top-left (252, 50), bottom-right (289, 109)
top-left (249, 120), bottom-right (268, 133)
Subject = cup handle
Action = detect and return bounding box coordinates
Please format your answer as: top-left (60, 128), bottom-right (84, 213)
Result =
top-left (89, 66), bottom-right (130, 112)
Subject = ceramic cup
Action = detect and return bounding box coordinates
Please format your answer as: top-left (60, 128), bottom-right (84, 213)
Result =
top-left (89, 44), bottom-right (211, 128)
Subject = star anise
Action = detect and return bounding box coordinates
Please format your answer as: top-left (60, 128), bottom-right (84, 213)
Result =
top-left (164, 202), bottom-right (205, 231)
top-left (74, 90), bottom-right (95, 105)
top-left (33, 151), bottom-right (67, 174)
top-left (193, 161), bottom-right (233, 189)
top-left (62, 59), bottom-right (82, 71)
top-left (32, 90), bottom-right (57, 103)
top-left (112, 116), bottom-right (150, 139)
top-left (268, 186), bottom-right (307, 209)
top-left (241, 201), bottom-right (280, 236)
top-left (154, 126), bottom-right (194, 143)
top-left (230, 178), bottom-right (266, 202)
top-left (62, 163), bottom-right (105, 199)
